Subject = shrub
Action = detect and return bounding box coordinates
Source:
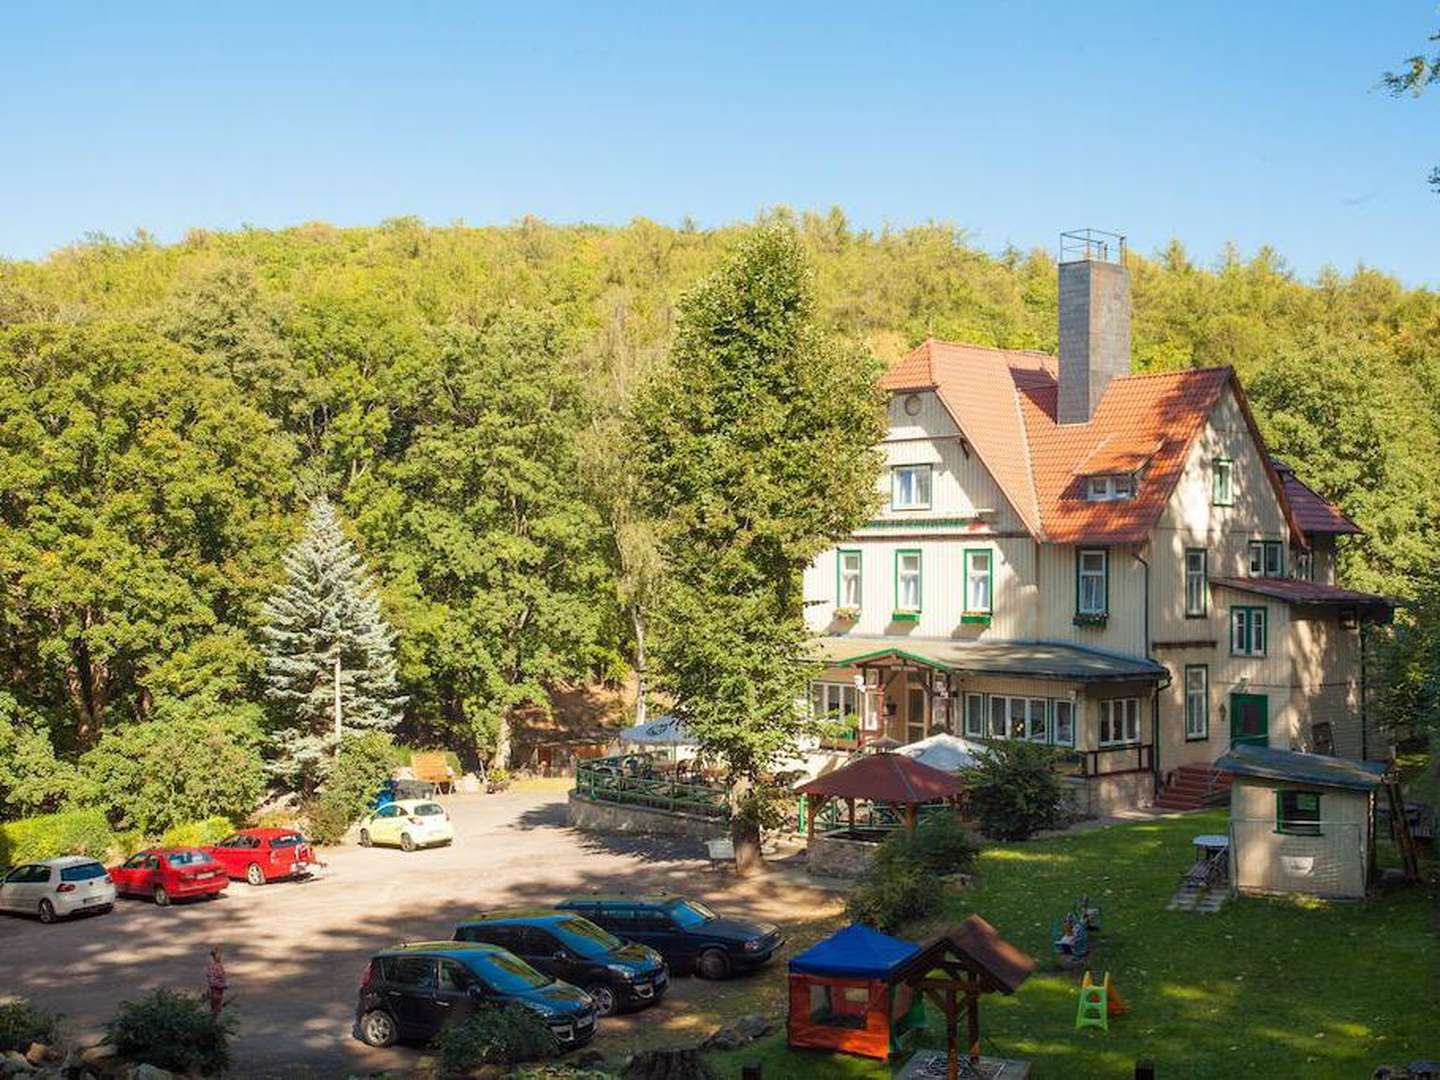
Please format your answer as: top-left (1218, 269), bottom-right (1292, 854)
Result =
top-left (878, 814), bottom-right (979, 877)
top-left (79, 703), bottom-right (264, 834)
top-left (160, 816), bottom-right (235, 848)
top-left (844, 842), bottom-right (941, 932)
top-left (106, 989), bottom-right (232, 1075)
top-left (0, 808), bottom-right (114, 866)
top-left (305, 732), bottom-right (398, 844)
top-left (0, 1000), bottom-right (58, 1053)
top-left (965, 741), bottom-right (1067, 841)
top-left (432, 1003), bottom-right (558, 1073)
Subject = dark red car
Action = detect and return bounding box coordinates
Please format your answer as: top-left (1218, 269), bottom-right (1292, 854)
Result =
top-left (204, 828), bottom-right (317, 886)
top-left (106, 848), bottom-right (229, 906)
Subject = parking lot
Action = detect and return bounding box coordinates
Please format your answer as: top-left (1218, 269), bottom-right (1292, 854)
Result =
top-left (0, 787), bottom-right (844, 1077)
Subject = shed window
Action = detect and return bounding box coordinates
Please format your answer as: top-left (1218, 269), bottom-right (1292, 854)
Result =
top-left (1276, 790), bottom-right (1322, 835)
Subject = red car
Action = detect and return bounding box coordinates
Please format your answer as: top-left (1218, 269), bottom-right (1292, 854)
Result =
top-left (204, 828), bottom-right (317, 886)
top-left (107, 848), bottom-right (229, 906)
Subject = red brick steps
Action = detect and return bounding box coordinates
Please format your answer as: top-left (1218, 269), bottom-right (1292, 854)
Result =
top-left (1154, 764), bottom-right (1232, 811)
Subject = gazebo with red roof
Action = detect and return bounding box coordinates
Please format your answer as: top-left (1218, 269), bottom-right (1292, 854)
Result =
top-left (796, 752), bottom-right (967, 836)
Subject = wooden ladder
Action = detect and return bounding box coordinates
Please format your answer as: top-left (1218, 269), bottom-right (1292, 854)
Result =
top-left (1383, 776), bottom-right (1422, 883)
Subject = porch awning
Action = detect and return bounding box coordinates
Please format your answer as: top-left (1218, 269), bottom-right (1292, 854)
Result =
top-left (1210, 577), bottom-right (1397, 623)
top-left (805, 635), bottom-right (1166, 683)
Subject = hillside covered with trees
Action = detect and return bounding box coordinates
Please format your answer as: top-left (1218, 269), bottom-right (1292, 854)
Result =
top-left (2, 211), bottom-right (1438, 825)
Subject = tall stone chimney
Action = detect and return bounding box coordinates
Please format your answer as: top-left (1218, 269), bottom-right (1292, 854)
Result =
top-left (1057, 230), bottom-right (1131, 424)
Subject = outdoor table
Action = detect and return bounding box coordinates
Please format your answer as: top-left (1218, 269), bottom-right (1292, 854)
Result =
top-left (1192, 833), bottom-right (1229, 854)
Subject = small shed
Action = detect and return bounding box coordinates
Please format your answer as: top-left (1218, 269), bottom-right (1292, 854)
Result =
top-left (1215, 744), bottom-right (1388, 900)
top-left (786, 924), bottom-right (926, 1059)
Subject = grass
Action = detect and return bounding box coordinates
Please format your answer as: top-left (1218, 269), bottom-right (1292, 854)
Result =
top-left (710, 808), bottom-right (1438, 1079)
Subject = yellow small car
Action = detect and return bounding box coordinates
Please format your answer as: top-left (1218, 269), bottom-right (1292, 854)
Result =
top-left (357, 799), bottom-right (455, 852)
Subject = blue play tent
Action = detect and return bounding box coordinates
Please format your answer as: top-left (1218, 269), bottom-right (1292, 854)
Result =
top-left (787, 924), bottom-right (926, 1059)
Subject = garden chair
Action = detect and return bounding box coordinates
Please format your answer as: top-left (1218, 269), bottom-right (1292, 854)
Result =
top-left (1052, 914), bottom-right (1089, 967)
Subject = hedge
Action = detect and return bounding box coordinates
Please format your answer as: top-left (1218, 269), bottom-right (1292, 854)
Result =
top-left (160, 816), bottom-right (235, 848)
top-left (0, 808), bottom-right (113, 865)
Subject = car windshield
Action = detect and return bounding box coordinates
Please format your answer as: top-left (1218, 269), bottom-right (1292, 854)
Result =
top-left (413, 804), bottom-right (445, 817)
top-left (467, 951), bottom-right (553, 993)
top-left (60, 862), bottom-right (107, 882)
top-left (166, 850), bottom-right (211, 866)
top-left (269, 834), bottom-right (305, 847)
top-left (666, 899), bottom-right (716, 928)
top-left (552, 916), bottom-right (625, 957)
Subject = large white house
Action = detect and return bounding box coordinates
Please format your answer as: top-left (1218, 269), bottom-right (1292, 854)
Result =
top-left (801, 233), bottom-right (1395, 812)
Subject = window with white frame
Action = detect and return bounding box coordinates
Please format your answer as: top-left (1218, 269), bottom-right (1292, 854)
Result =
top-left (964, 693), bottom-right (985, 738)
top-left (1248, 540), bottom-right (1284, 578)
top-left (1085, 474), bottom-right (1136, 502)
top-left (891, 465), bottom-right (932, 510)
top-left (1183, 549), bottom-right (1207, 617)
top-left (964, 549), bottom-right (992, 614)
top-left (896, 550), bottom-right (922, 612)
top-left (1077, 549), bottom-right (1107, 616)
top-left (1026, 698), bottom-right (1047, 741)
top-left (1052, 700), bottom-right (1075, 747)
top-left (1231, 607), bottom-right (1267, 656)
top-left (810, 682), bottom-right (861, 729)
top-left (1184, 665), bottom-right (1209, 740)
top-left (1098, 698), bottom-right (1141, 747)
top-left (837, 550), bottom-right (862, 608)
top-left (988, 695), bottom-right (1007, 738)
top-left (1213, 458), bottom-right (1234, 506)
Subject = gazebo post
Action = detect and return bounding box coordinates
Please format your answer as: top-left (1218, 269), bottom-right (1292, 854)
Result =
top-left (846, 797), bottom-right (855, 830)
top-left (966, 976), bottom-right (981, 1063)
top-left (946, 987), bottom-right (959, 1080)
top-left (806, 795), bottom-right (825, 838)
top-left (905, 803), bottom-right (918, 832)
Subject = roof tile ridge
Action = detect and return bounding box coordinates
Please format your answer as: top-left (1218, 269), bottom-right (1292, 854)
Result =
top-left (1007, 366), bottom-right (1046, 539)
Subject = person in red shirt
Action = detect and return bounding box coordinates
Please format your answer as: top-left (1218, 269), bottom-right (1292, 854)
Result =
top-left (205, 945), bottom-right (227, 1017)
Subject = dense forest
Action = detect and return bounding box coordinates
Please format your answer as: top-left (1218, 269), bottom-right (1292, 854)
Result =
top-left (2, 211), bottom-right (1438, 822)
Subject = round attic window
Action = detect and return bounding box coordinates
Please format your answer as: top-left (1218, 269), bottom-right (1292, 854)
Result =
top-left (903, 394), bottom-right (923, 416)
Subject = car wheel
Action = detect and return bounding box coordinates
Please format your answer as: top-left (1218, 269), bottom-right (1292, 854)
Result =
top-left (246, 863), bottom-right (266, 887)
top-left (358, 829), bottom-right (372, 847)
top-left (37, 899), bottom-right (56, 924)
top-left (359, 1009), bottom-right (398, 1048)
top-left (400, 833), bottom-right (416, 853)
top-left (585, 982), bottom-right (619, 1017)
top-left (697, 948), bottom-right (731, 980)
top-left (153, 885), bottom-right (170, 907)
top-left (98, 904), bottom-right (113, 915)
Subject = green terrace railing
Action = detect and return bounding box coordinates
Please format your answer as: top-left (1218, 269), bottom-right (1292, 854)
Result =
top-left (574, 753), bottom-right (731, 820)
top-left (799, 796), bottom-right (956, 833)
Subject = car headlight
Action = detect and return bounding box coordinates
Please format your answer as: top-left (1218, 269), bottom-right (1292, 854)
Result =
top-left (743, 938), bottom-right (764, 952)
top-left (606, 963), bottom-right (635, 979)
top-left (523, 999), bottom-right (559, 1018)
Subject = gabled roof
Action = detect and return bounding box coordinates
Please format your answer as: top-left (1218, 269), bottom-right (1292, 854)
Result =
top-left (1271, 459), bottom-right (1361, 536)
top-left (1215, 744), bottom-right (1387, 792)
top-left (882, 340), bottom-right (1307, 546)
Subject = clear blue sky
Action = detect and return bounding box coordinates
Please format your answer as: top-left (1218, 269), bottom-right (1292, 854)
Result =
top-left (2, 2), bottom-right (1437, 283)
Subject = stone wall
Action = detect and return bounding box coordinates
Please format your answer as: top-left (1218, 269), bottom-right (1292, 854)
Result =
top-left (566, 792), bottom-right (729, 841)
top-left (807, 830), bottom-right (884, 878)
top-left (1064, 771), bottom-right (1155, 816)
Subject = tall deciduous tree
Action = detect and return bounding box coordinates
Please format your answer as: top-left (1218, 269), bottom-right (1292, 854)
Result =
top-left (260, 497), bottom-right (405, 788)
top-left (632, 224), bottom-right (886, 869)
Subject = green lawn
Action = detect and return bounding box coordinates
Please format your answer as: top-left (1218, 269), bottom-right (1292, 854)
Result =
top-left (712, 809), bottom-right (1437, 1078)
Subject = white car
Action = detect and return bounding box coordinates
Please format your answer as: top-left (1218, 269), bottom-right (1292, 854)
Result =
top-left (0, 856), bottom-right (117, 923)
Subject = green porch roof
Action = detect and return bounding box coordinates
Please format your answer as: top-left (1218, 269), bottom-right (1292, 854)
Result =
top-left (805, 635), bottom-right (1167, 683)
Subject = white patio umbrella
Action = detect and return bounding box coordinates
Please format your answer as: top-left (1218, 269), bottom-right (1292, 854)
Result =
top-left (896, 732), bottom-right (983, 773)
top-left (618, 714), bottom-right (698, 748)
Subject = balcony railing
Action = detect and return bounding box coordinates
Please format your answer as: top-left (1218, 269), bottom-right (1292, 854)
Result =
top-left (574, 752), bottom-right (730, 820)
top-left (1058, 743), bottom-right (1154, 778)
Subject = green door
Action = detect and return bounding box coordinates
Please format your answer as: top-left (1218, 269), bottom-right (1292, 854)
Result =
top-left (1229, 693), bottom-right (1269, 747)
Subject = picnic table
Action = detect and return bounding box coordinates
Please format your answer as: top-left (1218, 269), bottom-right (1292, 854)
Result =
top-left (1183, 833), bottom-right (1230, 887)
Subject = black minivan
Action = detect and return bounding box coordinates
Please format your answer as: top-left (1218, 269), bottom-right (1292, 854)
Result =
top-left (354, 941), bottom-right (597, 1049)
top-left (557, 894), bottom-right (783, 979)
top-left (453, 910), bottom-right (668, 1016)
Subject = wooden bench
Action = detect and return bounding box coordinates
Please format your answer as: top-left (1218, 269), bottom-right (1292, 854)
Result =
top-left (412, 751), bottom-right (455, 794)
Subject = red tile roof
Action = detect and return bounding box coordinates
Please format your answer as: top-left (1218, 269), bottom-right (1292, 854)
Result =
top-left (884, 339), bottom-right (1308, 546)
top-left (795, 751), bottom-right (966, 803)
top-left (1271, 460), bottom-right (1361, 536)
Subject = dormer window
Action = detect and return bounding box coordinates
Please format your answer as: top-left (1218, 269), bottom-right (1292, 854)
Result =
top-left (1085, 473), bottom-right (1136, 502)
top-left (892, 464), bottom-right (932, 510)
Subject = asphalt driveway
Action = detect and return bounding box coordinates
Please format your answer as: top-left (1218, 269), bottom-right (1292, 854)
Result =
top-left (0, 788), bottom-right (843, 1077)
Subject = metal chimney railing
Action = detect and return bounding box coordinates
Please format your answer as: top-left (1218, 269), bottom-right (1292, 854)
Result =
top-left (1060, 228), bottom-right (1127, 265)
